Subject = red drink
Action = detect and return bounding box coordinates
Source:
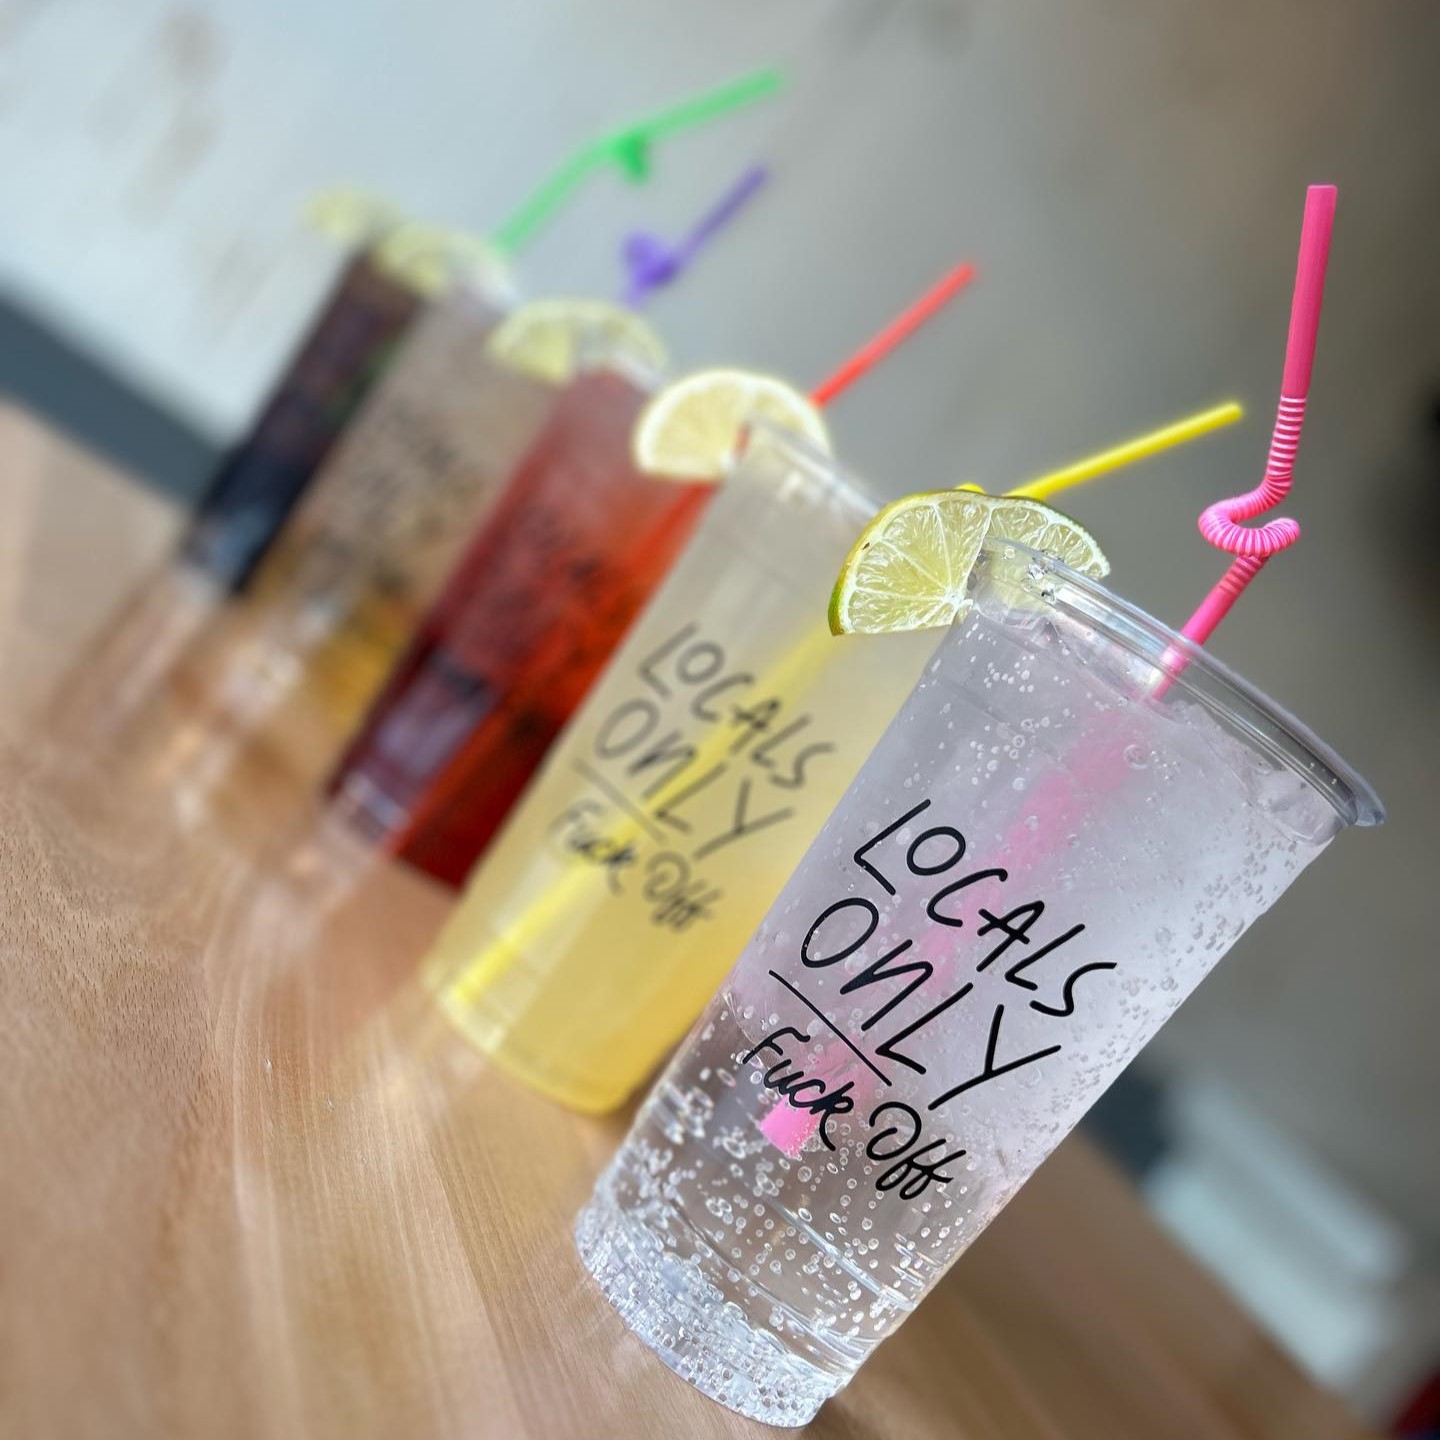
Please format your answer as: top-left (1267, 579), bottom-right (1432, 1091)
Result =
top-left (327, 366), bottom-right (711, 887)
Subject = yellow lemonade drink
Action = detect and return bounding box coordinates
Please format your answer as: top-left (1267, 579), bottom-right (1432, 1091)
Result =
top-left (424, 421), bottom-right (935, 1111)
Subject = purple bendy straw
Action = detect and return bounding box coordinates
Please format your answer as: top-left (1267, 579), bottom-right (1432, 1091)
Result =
top-left (620, 164), bottom-right (770, 309)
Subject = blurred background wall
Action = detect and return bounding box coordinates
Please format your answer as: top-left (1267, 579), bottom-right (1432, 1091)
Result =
top-left (0, 0), bottom-right (1436, 1420)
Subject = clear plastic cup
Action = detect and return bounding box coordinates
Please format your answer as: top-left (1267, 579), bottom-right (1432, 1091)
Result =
top-left (576, 539), bottom-right (1383, 1426)
top-left (177, 290), bottom-right (551, 791)
top-left (423, 422), bottom-right (935, 1111)
top-left (324, 333), bottom-right (707, 886)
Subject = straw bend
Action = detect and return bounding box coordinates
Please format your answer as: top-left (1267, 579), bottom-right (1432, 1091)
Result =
top-left (490, 67), bottom-right (782, 255)
top-left (1196, 394), bottom-right (1304, 559)
top-left (621, 164), bottom-right (769, 309)
top-left (1178, 184), bottom-right (1335, 651)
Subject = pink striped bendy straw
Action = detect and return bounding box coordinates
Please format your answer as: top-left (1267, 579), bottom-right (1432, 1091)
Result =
top-left (759, 189), bottom-right (1341, 1160)
top-left (1180, 184), bottom-right (1336, 646)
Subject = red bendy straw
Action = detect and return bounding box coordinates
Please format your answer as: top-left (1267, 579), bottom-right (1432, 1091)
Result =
top-left (1178, 185), bottom-right (1336, 647)
top-left (809, 262), bottom-right (977, 409)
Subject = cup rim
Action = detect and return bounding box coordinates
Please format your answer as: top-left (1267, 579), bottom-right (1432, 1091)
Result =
top-left (736, 417), bottom-right (883, 524)
top-left (983, 538), bottom-right (1385, 828)
top-left (735, 420), bottom-right (1382, 828)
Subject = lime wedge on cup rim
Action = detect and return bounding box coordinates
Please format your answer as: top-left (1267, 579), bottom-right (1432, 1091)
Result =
top-left (485, 299), bottom-right (667, 385)
top-left (829, 490), bottom-right (1110, 636)
top-left (632, 368), bottom-right (831, 481)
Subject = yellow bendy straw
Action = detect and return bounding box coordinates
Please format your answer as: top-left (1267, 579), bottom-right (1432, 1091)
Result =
top-left (1010, 401), bottom-right (1243, 501)
top-left (430, 398), bottom-right (1247, 1005)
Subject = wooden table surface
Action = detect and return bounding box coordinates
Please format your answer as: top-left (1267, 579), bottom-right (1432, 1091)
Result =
top-left (0, 405), bottom-right (1374, 1440)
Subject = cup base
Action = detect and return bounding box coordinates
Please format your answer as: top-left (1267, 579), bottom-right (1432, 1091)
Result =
top-left (575, 1191), bottom-right (841, 1428)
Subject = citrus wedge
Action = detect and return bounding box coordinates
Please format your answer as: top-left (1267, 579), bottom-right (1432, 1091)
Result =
top-left (485, 299), bottom-right (666, 385)
top-left (829, 491), bottom-right (992, 635)
top-left (829, 491), bottom-right (1110, 636)
top-left (982, 495), bottom-right (1109, 579)
top-left (632, 369), bottom-right (830, 481)
top-left (304, 188), bottom-right (403, 244)
top-left (372, 223), bottom-right (510, 299)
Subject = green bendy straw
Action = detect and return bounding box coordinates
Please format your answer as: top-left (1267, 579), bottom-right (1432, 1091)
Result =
top-left (490, 67), bottom-right (783, 255)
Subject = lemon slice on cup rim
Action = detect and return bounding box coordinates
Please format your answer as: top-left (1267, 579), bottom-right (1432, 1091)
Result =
top-left (304, 190), bottom-right (516, 298)
top-left (829, 490), bottom-right (1109, 636)
top-left (304, 187), bottom-right (405, 245)
top-left (371, 223), bottom-right (513, 299)
top-left (485, 299), bottom-right (668, 386)
top-left (632, 368), bottom-right (831, 481)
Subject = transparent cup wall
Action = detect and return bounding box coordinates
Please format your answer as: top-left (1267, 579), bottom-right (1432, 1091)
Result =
top-left (181, 250), bottom-right (429, 593)
top-left (577, 542), bottom-right (1383, 1426)
top-left (172, 288), bottom-right (553, 794)
top-left (426, 423), bottom-right (936, 1112)
top-left (323, 322), bottom-right (720, 890)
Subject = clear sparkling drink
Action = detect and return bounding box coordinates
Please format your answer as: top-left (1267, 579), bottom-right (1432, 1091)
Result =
top-left (577, 543), bottom-right (1382, 1426)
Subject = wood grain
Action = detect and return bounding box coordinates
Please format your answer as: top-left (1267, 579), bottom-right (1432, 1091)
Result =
top-left (0, 407), bottom-right (180, 732)
top-left (0, 404), bottom-right (1374, 1440)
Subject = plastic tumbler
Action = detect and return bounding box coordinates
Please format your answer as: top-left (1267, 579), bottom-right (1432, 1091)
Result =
top-left (576, 538), bottom-right (1383, 1425)
top-left (44, 245), bottom-right (426, 754)
top-left (167, 288), bottom-right (553, 793)
top-left (182, 249), bottom-right (425, 593)
top-left (424, 422), bottom-right (935, 1111)
top-left (326, 336), bottom-right (709, 884)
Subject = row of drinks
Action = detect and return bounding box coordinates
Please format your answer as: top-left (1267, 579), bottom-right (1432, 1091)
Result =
top-left (55, 153), bottom-right (1382, 1424)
